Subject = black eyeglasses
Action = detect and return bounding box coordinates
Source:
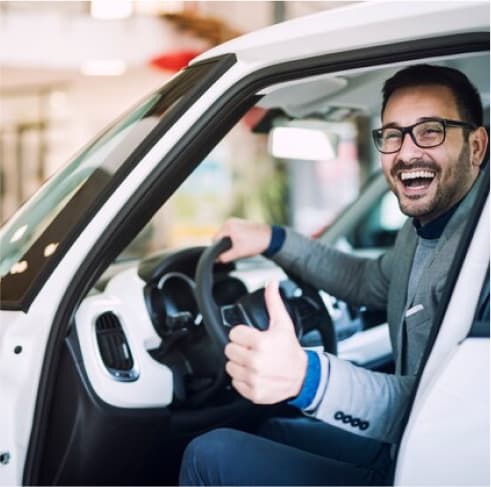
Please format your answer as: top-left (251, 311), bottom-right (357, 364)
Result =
top-left (372, 118), bottom-right (476, 154)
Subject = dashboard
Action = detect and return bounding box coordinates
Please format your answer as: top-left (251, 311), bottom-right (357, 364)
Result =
top-left (75, 246), bottom-right (393, 410)
top-left (75, 247), bottom-right (275, 408)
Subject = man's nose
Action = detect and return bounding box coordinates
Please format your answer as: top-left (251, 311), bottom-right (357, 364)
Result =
top-left (397, 132), bottom-right (424, 161)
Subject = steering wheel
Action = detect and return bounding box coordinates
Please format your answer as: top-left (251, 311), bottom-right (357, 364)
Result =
top-left (195, 237), bottom-right (337, 355)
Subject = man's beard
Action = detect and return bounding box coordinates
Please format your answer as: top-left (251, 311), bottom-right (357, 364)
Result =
top-left (393, 142), bottom-right (471, 221)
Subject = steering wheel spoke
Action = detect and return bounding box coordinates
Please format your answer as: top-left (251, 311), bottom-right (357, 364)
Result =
top-left (220, 303), bottom-right (247, 329)
top-left (196, 237), bottom-right (337, 354)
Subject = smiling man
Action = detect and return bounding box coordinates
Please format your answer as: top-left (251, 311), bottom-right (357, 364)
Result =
top-left (179, 65), bottom-right (488, 486)
top-left (376, 79), bottom-right (484, 224)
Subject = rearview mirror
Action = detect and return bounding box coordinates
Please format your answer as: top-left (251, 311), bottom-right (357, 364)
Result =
top-left (268, 119), bottom-right (339, 161)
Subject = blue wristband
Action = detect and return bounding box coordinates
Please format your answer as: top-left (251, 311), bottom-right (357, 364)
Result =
top-left (288, 350), bottom-right (321, 410)
top-left (262, 225), bottom-right (286, 257)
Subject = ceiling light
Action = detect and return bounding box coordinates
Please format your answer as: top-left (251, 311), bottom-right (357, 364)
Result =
top-left (44, 242), bottom-right (59, 258)
top-left (90, 0), bottom-right (133, 19)
top-left (134, 1), bottom-right (183, 15)
top-left (10, 260), bottom-right (28, 275)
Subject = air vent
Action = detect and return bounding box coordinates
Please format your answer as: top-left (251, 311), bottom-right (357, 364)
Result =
top-left (95, 312), bottom-right (138, 381)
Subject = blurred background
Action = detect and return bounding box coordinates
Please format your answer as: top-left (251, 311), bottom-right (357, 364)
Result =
top-left (1, 1), bottom-right (369, 255)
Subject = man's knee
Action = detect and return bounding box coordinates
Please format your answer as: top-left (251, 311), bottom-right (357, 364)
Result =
top-left (257, 416), bottom-right (317, 442)
top-left (257, 417), bottom-right (288, 441)
top-left (179, 428), bottom-right (241, 485)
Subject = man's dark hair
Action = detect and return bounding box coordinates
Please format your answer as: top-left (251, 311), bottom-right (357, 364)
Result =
top-left (381, 64), bottom-right (483, 126)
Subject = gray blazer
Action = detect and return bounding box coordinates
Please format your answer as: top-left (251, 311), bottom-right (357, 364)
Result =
top-left (272, 176), bottom-right (483, 443)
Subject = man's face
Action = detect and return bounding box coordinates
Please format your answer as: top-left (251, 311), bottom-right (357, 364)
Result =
top-left (380, 84), bottom-right (479, 224)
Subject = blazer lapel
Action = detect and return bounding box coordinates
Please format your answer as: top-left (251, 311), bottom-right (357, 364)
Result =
top-left (387, 221), bottom-right (418, 372)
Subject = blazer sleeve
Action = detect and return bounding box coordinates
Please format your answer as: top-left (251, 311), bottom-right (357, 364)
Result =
top-left (308, 353), bottom-right (414, 444)
top-left (272, 228), bottom-right (393, 309)
top-left (272, 227), bottom-right (414, 443)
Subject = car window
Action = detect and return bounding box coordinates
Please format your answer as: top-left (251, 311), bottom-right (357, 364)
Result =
top-left (0, 59), bottom-right (230, 308)
top-left (0, 91), bottom-right (161, 275)
top-left (347, 190), bottom-right (407, 252)
top-left (120, 113), bottom-right (369, 259)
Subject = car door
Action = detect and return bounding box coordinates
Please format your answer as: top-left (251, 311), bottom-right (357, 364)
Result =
top-left (394, 172), bottom-right (489, 485)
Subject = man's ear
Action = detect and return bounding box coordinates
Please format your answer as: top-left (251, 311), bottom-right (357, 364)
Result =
top-left (470, 126), bottom-right (489, 168)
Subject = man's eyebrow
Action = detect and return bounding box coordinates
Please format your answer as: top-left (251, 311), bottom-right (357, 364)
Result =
top-left (380, 122), bottom-right (400, 129)
top-left (380, 116), bottom-right (441, 129)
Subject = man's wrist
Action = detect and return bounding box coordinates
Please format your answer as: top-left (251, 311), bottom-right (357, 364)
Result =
top-left (262, 225), bottom-right (286, 257)
top-left (288, 350), bottom-right (321, 410)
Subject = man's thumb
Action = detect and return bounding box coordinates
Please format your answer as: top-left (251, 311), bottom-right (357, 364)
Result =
top-left (264, 281), bottom-right (294, 331)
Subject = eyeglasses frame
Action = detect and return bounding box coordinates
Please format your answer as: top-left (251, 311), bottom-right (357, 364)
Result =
top-left (371, 117), bottom-right (477, 154)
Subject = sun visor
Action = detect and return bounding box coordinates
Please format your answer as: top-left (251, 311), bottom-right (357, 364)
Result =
top-left (257, 75), bottom-right (348, 118)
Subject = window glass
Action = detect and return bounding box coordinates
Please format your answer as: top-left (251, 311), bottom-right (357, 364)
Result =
top-left (380, 192), bottom-right (406, 231)
top-left (0, 61), bottom-right (222, 306)
top-left (347, 190), bottom-right (406, 251)
top-left (121, 109), bottom-right (369, 258)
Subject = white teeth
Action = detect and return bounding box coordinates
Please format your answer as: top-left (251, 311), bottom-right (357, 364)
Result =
top-left (400, 171), bottom-right (435, 181)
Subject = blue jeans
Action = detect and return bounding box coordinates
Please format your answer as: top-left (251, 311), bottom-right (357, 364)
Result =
top-left (179, 416), bottom-right (391, 485)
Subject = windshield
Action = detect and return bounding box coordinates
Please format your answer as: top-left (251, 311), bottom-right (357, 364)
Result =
top-left (0, 91), bottom-right (160, 276)
top-left (0, 57), bottom-right (232, 309)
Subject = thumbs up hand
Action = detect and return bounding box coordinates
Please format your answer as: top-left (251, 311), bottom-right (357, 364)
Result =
top-left (224, 281), bottom-right (308, 404)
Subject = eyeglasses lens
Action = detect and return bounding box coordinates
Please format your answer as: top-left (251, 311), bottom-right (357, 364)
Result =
top-left (375, 120), bottom-right (445, 153)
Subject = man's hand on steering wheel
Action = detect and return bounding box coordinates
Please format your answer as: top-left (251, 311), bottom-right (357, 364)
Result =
top-left (224, 280), bottom-right (308, 405)
top-left (214, 218), bottom-right (272, 263)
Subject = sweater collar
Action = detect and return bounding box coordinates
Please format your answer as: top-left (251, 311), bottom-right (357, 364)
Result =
top-left (412, 201), bottom-right (461, 240)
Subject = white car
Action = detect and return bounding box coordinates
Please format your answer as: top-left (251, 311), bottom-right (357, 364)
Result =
top-left (0, 2), bottom-right (489, 486)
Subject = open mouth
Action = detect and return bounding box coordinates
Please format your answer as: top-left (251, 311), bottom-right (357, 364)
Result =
top-left (399, 170), bottom-right (436, 190)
